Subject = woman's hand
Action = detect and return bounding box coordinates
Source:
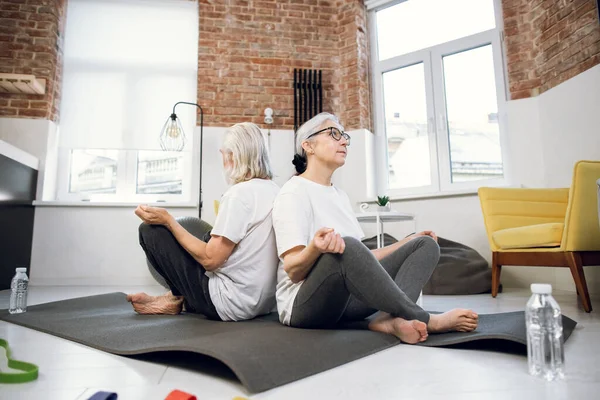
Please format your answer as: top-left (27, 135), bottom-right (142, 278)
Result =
top-left (135, 205), bottom-right (174, 228)
top-left (407, 230), bottom-right (438, 242)
top-left (280, 228), bottom-right (345, 283)
top-left (313, 228), bottom-right (345, 254)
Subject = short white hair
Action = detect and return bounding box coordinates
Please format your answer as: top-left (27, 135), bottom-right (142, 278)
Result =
top-left (295, 112), bottom-right (344, 156)
top-left (221, 122), bottom-right (273, 184)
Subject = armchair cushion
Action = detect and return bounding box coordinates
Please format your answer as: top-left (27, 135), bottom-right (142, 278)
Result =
top-left (492, 222), bottom-right (564, 250)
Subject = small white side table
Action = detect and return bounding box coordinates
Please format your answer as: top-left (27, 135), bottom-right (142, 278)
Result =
top-left (355, 210), bottom-right (424, 307)
top-left (355, 211), bottom-right (415, 248)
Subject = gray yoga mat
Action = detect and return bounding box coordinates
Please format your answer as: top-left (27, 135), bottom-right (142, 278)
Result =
top-left (0, 293), bottom-right (577, 393)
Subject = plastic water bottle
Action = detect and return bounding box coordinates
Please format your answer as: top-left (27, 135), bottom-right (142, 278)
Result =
top-left (9, 268), bottom-right (29, 314)
top-left (525, 283), bottom-right (564, 381)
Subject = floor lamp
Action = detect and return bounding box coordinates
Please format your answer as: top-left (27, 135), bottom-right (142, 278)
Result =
top-left (159, 101), bottom-right (204, 218)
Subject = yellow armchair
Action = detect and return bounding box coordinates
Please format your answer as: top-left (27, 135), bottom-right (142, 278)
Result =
top-left (478, 160), bottom-right (600, 312)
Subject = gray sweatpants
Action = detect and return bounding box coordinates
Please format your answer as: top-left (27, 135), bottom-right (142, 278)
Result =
top-left (290, 236), bottom-right (439, 328)
top-left (139, 217), bottom-right (221, 320)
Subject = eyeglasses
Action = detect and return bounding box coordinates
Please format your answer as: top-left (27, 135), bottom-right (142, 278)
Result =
top-left (306, 127), bottom-right (351, 146)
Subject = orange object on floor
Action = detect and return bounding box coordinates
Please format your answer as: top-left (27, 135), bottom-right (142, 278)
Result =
top-left (165, 390), bottom-right (197, 400)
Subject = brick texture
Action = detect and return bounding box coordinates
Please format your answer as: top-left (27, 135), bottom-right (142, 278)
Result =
top-left (0, 0), bottom-right (372, 130)
top-left (13, 1), bottom-right (596, 126)
top-left (0, 0), bottom-right (66, 121)
top-left (198, 0), bottom-right (371, 130)
top-left (335, 0), bottom-right (371, 131)
top-left (503, 0), bottom-right (600, 100)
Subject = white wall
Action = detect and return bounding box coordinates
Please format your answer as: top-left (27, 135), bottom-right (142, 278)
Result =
top-left (504, 97), bottom-right (544, 188)
top-left (30, 206), bottom-right (198, 285)
top-left (539, 65), bottom-right (600, 188)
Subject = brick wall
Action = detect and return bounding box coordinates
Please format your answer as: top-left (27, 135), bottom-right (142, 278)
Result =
top-left (0, 0), bottom-right (66, 121)
top-left (503, 0), bottom-right (600, 100)
top-left (0, 0), bottom-right (372, 130)
top-left (3, 0), bottom-right (599, 125)
top-left (336, 0), bottom-right (371, 131)
top-left (198, 0), bottom-right (371, 131)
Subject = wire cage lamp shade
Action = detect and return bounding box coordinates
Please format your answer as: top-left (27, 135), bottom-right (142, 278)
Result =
top-left (159, 113), bottom-right (187, 152)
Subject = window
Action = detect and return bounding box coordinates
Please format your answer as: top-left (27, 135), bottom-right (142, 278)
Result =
top-left (69, 150), bottom-right (118, 195)
top-left (369, 0), bottom-right (507, 197)
top-left (136, 151), bottom-right (186, 195)
top-left (56, 0), bottom-right (198, 203)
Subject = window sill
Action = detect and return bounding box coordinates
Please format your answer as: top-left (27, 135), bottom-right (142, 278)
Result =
top-left (361, 188), bottom-right (480, 204)
top-left (362, 185), bottom-right (520, 203)
top-left (33, 200), bottom-right (198, 208)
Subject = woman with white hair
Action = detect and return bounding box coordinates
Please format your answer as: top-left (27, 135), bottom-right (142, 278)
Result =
top-left (128, 122), bottom-right (279, 321)
top-left (272, 113), bottom-right (478, 343)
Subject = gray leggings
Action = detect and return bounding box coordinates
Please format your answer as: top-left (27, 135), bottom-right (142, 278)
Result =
top-left (290, 236), bottom-right (439, 328)
top-left (139, 217), bottom-right (221, 320)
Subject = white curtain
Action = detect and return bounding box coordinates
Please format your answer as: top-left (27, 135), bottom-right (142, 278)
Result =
top-left (59, 0), bottom-right (198, 151)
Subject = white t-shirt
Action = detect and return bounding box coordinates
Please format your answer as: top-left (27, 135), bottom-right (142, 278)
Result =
top-left (206, 179), bottom-right (280, 321)
top-left (272, 176), bottom-right (365, 325)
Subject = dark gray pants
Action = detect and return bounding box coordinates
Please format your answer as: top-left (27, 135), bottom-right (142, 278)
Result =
top-left (290, 236), bottom-right (439, 328)
top-left (139, 217), bottom-right (221, 320)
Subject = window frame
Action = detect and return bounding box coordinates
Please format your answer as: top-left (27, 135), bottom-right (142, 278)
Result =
top-left (374, 49), bottom-right (441, 198)
top-left (369, 0), bottom-right (509, 199)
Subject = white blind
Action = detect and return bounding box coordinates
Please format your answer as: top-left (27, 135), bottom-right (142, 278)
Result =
top-left (60, 0), bottom-right (198, 150)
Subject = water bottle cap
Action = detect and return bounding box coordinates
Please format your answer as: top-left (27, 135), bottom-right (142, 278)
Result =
top-left (531, 283), bottom-right (552, 294)
top-left (16, 267), bottom-right (27, 273)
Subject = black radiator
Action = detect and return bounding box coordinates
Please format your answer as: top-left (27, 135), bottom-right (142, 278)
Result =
top-left (294, 68), bottom-right (323, 132)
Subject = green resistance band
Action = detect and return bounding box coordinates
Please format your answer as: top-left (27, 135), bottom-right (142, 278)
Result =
top-left (0, 338), bottom-right (39, 383)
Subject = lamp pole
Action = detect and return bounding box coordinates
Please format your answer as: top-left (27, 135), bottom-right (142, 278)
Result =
top-left (170, 101), bottom-right (204, 219)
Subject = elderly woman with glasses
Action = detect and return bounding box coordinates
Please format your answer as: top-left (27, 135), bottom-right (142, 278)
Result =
top-left (272, 113), bottom-right (478, 343)
top-left (127, 122), bottom-right (280, 321)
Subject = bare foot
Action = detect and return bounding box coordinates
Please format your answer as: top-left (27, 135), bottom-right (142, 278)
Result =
top-left (427, 309), bottom-right (478, 333)
top-left (369, 313), bottom-right (428, 344)
top-left (126, 291), bottom-right (184, 315)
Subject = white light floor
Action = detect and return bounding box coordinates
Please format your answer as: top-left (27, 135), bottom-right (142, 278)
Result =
top-left (0, 286), bottom-right (598, 400)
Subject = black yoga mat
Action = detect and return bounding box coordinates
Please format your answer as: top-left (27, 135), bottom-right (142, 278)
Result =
top-left (0, 293), bottom-right (577, 393)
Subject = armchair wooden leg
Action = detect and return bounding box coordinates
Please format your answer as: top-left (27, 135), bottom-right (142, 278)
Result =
top-left (566, 252), bottom-right (592, 313)
top-left (491, 252), bottom-right (502, 298)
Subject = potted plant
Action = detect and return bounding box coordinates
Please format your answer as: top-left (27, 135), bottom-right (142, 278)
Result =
top-left (376, 195), bottom-right (391, 212)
